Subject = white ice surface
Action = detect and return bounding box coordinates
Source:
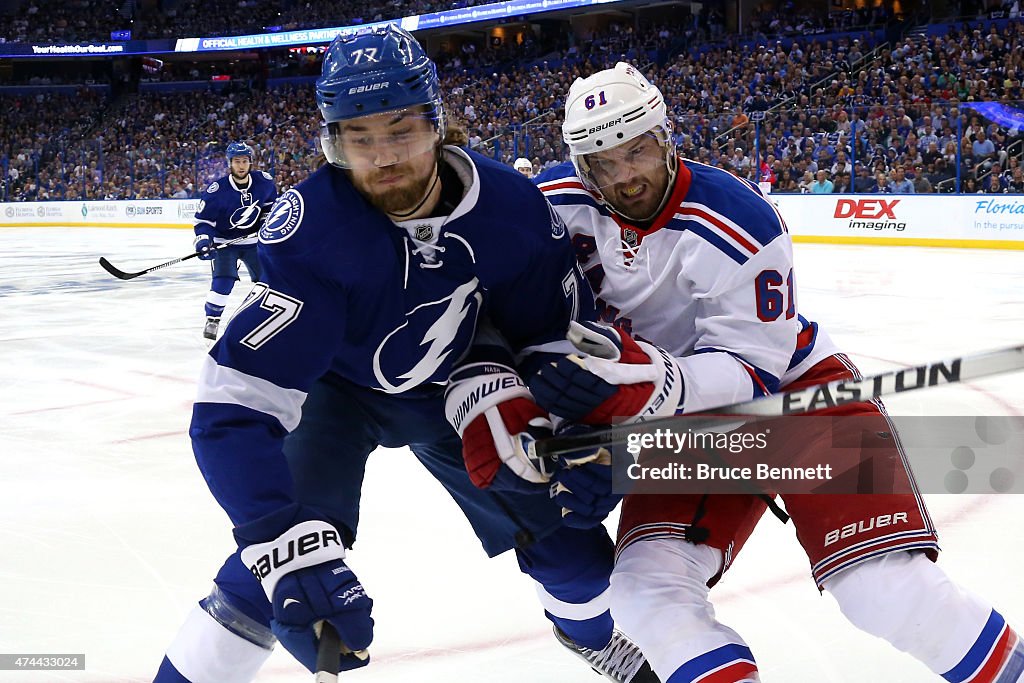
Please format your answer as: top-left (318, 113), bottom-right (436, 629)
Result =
top-left (0, 227), bottom-right (1022, 682)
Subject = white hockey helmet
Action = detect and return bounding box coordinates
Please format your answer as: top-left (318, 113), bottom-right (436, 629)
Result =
top-left (513, 157), bottom-right (533, 175)
top-left (562, 62), bottom-right (677, 219)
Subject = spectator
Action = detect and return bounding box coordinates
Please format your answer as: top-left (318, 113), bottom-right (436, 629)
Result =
top-left (910, 164), bottom-right (933, 193)
top-left (832, 171), bottom-right (852, 193)
top-left (971, 130), bottom-right (997, 170)
top-left (871, 171), bottom-right (891, 193)
top-left (810, 169), bottom-right (834, 193)
top-left (1006, 166), bottom-right (1024, 193)
top-left (888, 166), bottom-right (915, 193)
top-left (986, 173), bottom-right (1007, 193)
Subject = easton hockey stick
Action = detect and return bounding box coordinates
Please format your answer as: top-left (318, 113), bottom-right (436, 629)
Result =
top-left (534, 342), bottom-right (1024, 459)
top-left (99, 233), bottom-right (253, 280)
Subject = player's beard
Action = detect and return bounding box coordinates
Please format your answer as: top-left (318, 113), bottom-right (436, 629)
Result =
top-left (230, 170), bottom-right (250, 183)
top-left (353, 160), bottom-right (437, 216)
top-left (608, 169), bottom-right (671, 223)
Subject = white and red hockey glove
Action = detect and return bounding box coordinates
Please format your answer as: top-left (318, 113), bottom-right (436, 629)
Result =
top-left (445, 362), bottom-right (555, 492)
top-left (529, 321), bottom-right (684, 425)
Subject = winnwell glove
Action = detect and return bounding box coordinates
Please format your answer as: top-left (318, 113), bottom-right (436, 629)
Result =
top-left (193, 234), bottom-right (215, 260)
top-left (445, 361), bottom-right (555, 492)
top-left (529, 321), bottom-right (683, 425)
top-left (238, 519), bottom-right (372, 674)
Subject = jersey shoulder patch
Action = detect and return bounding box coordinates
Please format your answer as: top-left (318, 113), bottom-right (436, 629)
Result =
top-left (206, 181), bottom-right (220, 194)
top-left (259, 189), bottom-right (304, 245)
top-left (546, 197), bottom-right (567, 239)
top-left (261, 171), bottom-right (273, 181)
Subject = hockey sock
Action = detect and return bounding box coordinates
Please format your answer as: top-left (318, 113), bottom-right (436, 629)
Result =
top-left (941, 611), bottom-right (1024, 683)
top-left (612, 538), bottom-right (758, 682)
top-left (155, 587), bottom-right (274, 683)
top-left (825, 551), bottom-right (1023, 682)
top-left (518, 526), bottom-right (615, 651)
top-left (204, 277), bottom-right (235, 318)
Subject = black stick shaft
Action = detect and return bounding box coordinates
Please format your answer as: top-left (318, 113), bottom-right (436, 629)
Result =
top-left (98, 234), bottom-right (252, 281)
top-left (314, 622), bottom-right (341, 683)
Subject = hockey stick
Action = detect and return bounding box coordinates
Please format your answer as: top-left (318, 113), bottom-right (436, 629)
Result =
top-left (534, 342), bottom-right (1024, 459)
top-left (315, 622), bottom-right (341, 683)
top-left (98, 234), bottom-right (253, 280)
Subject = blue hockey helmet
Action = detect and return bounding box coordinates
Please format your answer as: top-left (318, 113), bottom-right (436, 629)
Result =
top-left (226, 142), bottom-right (254, 162)
top-left (316, 24), bottom-right (446, 168)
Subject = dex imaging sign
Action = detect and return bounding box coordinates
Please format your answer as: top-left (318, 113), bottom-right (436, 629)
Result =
top-left (833, 199), bottom-right (906, 231)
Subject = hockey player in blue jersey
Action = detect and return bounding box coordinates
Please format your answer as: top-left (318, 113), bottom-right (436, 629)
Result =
top-left (192, 142), bottom-right (278, 340)
top-left (153, 27), bottom-right (658, 683)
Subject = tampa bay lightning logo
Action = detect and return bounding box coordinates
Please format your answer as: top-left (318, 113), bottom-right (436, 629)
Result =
top-left (373, 279), bottom-right (483, 394)
top-left (259, 190), bottom-right (303, 244)
top-left (207, 182), bottom-right (220, 194)
top-left (546, 199), bottom-right (567, 239)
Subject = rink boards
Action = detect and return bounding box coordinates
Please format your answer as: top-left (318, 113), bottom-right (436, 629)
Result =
top-left (2, 194), bottom-right (1024, 249)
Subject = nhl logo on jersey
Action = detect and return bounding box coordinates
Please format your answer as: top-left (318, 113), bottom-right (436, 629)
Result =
top-left (259, 190), bottom-right (304, 245)
top-left (415, 224), bottom-right (433, 241)
top-left (622, 229), bottom-right (639, 249)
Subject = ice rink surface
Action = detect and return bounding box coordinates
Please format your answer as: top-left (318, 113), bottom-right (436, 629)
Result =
top-left (1, 226), bottom-right (1022, 683)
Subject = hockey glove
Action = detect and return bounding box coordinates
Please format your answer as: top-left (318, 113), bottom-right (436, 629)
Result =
top-left (550, 432), bottom-right (620, 528)
top-left (529, 321), bottom-right (684, 425)
top-left (238, 519), bottom-right (372, 674)
top-left (193, 234), bottom-right (215, 260)
top-left (229, 204), bottom-right (263, 233)
top-left (445, 361), bottom-right (555, 493)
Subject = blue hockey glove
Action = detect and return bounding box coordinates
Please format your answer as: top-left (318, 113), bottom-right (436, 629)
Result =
top-left (193, 234), bottom-right (215, 260)
top-left (529, 321), bottom-right (683, 425)
top-left (445, 361), bottom-right (555, 493)
top-left (239, 520), bottom-right (373, 674)
top-left (550, 429), bottom-right (620, 528)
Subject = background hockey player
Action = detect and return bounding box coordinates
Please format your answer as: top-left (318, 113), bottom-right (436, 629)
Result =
top-left (514, 156), bottom-right (534, 177)
top-left (530, 62), bottom-right (1024, 683)
top-left (192, 142), bottom-right (278, 340)
top-left (154, 29), bottom-right (656, 683)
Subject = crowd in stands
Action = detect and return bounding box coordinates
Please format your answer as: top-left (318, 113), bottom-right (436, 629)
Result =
top-left (0, 0), bottom-right (129, 45)
top-left (4, 0), bottom-right (905, 44)
top-left (2, 15), bottom-right (1023, 200)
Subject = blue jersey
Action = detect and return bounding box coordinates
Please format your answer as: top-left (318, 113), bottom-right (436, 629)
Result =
top-left (191, 146), bottom-right (593, 526)
top-left (193, 170), bottom-right (278, 245)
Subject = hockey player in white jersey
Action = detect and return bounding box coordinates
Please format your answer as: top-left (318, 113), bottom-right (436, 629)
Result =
top-left (531, 62), bottom-right (1024, 683)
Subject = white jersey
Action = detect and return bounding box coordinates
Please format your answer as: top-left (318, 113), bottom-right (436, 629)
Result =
top-left (538, 159), bottom-right (838, 413)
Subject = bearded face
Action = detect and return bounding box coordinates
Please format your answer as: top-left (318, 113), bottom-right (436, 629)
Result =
top-left (583, 132), bottom-right (672, 222)
top-left (333, 109), bottom-right (441, 215)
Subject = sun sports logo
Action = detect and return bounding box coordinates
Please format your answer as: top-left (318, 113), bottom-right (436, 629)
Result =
top-left (834, 199), bottom-right (906, 231)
